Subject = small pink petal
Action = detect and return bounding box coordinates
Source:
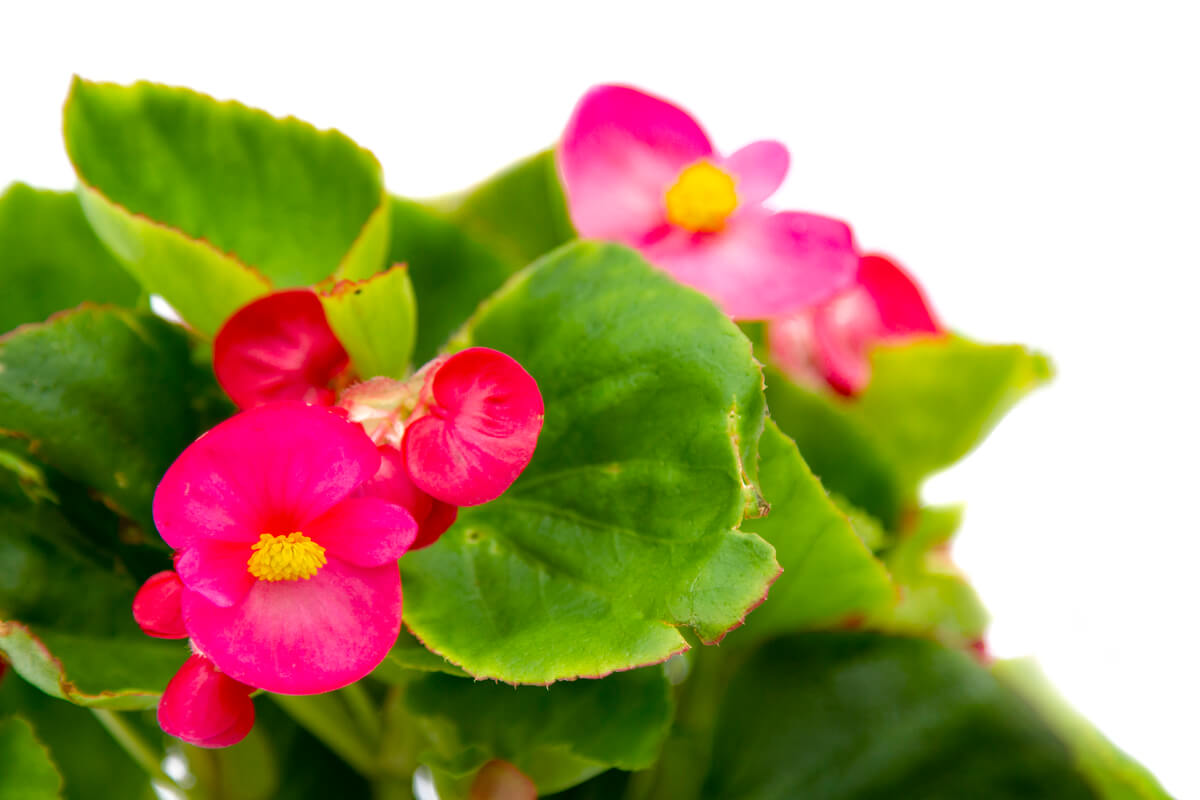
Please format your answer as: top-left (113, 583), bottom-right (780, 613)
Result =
top-left (305, 497), bottom-right (418, 568)
top-left (182, 556), bottom-right (401, 695)
top-left (766, 311), bottom-right (826, 391)
top-left (812, 288), bottom-right (883, 396)
top-left (643, 209), bottom-right (859, 320)
top-left (721, 140), bottom-right (789, 207)
top-left (402, 348), bottom-right (544, 507)
top-left (158, 654), bottom-right (255, 748)
top-left (154, 404), bottom-right (382, 549)
top-left (857, 254), bottom-right (942, 337)
top-left (132, 571), bottom-right (188, 639)
top-left (559, 84), bottom-right (714, 244)
top-left (356, 445), bottom-right (459, 550)
top-left (213, 290), bottom-right (349, 410)
top-left (175, 540), bottom-right (256, 608)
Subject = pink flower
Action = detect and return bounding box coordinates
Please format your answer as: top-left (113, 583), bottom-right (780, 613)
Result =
top-left (769, 254), bottom-right (943, 395)
top-left (214, 290), bottom-right (349, 409)
top-left (158, 653), bottom-right (256, 748)
top-left (153, 403), bottom-right (417, 695)
top-left (558, 84), bottom-right (858, 320)
top-left (355, 445), bottom-right (458, 551)
top-left (132, 570), bottom-right (188, 639)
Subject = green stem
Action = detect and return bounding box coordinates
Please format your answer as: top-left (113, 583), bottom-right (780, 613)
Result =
top-left (91, 709), bottom-right (190, 799)
top-left (341, 681), bottom-right (382, 742)
top-left (271, 693), bottom-right (378, 777)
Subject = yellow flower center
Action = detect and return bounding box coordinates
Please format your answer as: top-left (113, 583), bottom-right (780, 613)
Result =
top-left (247, 532), bottom-right (327, 582)
top-left (664, 161), bottom-right (738, 233)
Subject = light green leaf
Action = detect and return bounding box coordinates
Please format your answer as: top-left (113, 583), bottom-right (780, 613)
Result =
top-left (0, 715), bottom-right (62, 800)
top-left (64, 78), bottom-right (389, 335)
top-left (735, 419), bottom-right (894, 641)
top-left (0, 183), bottom-right (140, 334)
top-left (701, 632), bottom-right (1102, 800)
top-left (401, 241), bottom-right (776, 683)
top-left (767, 336), bottom-right (1051, 526)
top-left (319, 265), bottom-right (416, 379)
top-left (407, 666), bottom-right (672, 798)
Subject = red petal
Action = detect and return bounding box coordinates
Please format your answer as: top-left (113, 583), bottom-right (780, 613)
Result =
top-left (157, 654), bottom-right (255, 748)
top-left (356, 445), bottom-right (458, 550)
top-left (132, 571), bottom-right (188, 639)
top-left (857, 254), bottom-right (942, 337)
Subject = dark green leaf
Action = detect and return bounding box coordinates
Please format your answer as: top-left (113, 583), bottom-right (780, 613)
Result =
top-left (0, 183), bottom-right (140, 334)
top-left (0, 715), bottom-right (62, 800)
top-left (401, 242), bottom-right (776, 683)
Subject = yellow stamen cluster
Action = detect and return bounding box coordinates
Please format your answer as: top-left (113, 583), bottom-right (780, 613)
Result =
top-left (665, 161), bottom-right (738, 233)
top-left (247, 532), bottom-right (327, 582)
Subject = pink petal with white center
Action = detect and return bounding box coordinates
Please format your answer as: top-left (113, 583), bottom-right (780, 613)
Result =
top-left (402, 348), bottom-right (544, 507)
top-left (643, 209), bottom-right (859, 320)
top-left (175, 539), bottom-right (256, 608)
top-left (132, 571), bottom-right (188, 639)
top-left (158, 654), bottom-right (255, 748)
top-left (305, 496), bottom-right (418, 568)
top-left (559, 84), bottom-right (714, 243)
top-left (213, 290), bottom-right (349, 410)
top-left (182, 556), bottom-right (401, 695)
top-left (857, 254), bottom-right (943, 337)
top-left (721, 140), bottom-right (789, 207)
top-left (356, 445), bottom-right (459, 550)
top-left (153, 403), bottom-right (382, 549)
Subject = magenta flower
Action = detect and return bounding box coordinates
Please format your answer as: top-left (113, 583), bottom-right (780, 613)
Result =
top-left (769, 254), bottom-right (943, 395)
top-left (158, 653), bottom-right (256, 748)
top-left (153, 403), bottom-right (417, 694)
top-left (355, 444), bottom-right (458, 551)
top-left (132, 570), bottom-right (188, 639)
top-left (558, 84), bottom-right (858, 320)
top-left (213, 289), bottom-right (349, 409)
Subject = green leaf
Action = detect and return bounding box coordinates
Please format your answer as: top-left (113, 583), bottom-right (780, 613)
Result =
top-left (734, 420), bottom-right (894, 642)
top-left (401, 241), bottom-right (776, 683)
top-left (701, 632), bottom-right (1101, 800)
top-left (64, 78), bottom-right (390, 334)
top-left (319, 265), bottom-right (416, 379)
top-left (0, 183), bottom-right (140, 334)
top-left (994, 660), bottom-right (1172, 799)
top-left (767, 336), bottom-right (1051, 526)
top-left (0, 307), bottom-right (205, 528)
top-left (0, 715), bottom-right (62, 800)
top-left (432, 149), bottom-right (575, 270)
top-left (407, 666), bottom-right (672, 798)
top-left (388, 197), bottom-right (515, 365)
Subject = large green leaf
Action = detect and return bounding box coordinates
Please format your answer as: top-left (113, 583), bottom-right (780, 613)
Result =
top-left (0, 183), bottom-right (140, 334)
top-left (0, 307), bottom-right (205, 528)
top-left (735, 420), bottom-right (894, 641)
top-left (767, 336), bottom-right (1051, 526)
top-left (701, 632), bottom-right (1100, 800)
top-left (0, 715), bottom-right (62, 800)
top-left (407, 666), bottom-right (672, 798)
top-left (64, 78), bottom-right (390, 334)
top-left (400, 241), bottom-right (776, 683)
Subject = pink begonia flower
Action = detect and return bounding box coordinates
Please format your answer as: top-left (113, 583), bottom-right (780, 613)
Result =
top-left (158, 653), bottom-right (256, 748)
top-left (153, 403), bottom-right (417, 694)
top-left (214, 290), bottom-right (349, 409)
top-left (132, 570), bottom-right (188, 639)
top-left (769, 254), bottom-right (943, 396)
top-left (558, 84), bottom-right (859, 320)
top-left (355, 445), bottom-right (458, 550)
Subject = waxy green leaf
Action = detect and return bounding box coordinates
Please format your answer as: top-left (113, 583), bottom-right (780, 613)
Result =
top-left (702, 632), bottom-right (1100, 800)
top-left (64, 78), bottom-right (389, 335)
top-left (319, 265), bottom-right (416, 379)
top-left (0, 183), bottom-right (140, 334)
top-left (0, 715), bottom-right (62, 800)
top-left (767, 336), bottom-right (1051, 526)
top-left (407, 666), bottom-right (672, 798)
top-left (401, 241), bottom-right (776, 683)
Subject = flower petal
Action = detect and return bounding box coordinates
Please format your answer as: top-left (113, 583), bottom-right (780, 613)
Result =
top-left (722, 140), bottom-right (789, 207)
top-left (812, 288), bottom-right (883, 396)
top-left (403, 348), bottom-right (544, 507)
top-left (153, 403), bottom-right (382, 549)
top-left (857, 254), bottom-right (942, 337)
top-left (305, 497), bottom-right (418, 568)
top-left (643, 209), bottom-right (859, 320)
top-left (182, 556), bottom-right (402, 695)
top-left (356, 445), bottom-right (459, 550)
top-left (176, 540), bottom-right (255, 608)
top-left (158, 654), bottom-right (255, 748)
top-left (559, 84), bottom-right (714, 243)
top-left (766, 311), bottom-right (826, 391)
top-left (132, 571), bottom-right (188, 639)
top-left (213, 290), bottom-right (349, 410)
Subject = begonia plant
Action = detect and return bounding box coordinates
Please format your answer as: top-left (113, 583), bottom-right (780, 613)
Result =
top-left (0, 78), bottom-right (1169, 800)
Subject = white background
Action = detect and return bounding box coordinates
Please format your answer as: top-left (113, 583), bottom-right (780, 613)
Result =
top-left (2, 1), bottom-right (1196, 795)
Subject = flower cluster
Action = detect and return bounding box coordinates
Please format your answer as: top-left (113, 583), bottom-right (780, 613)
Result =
top-left (557, 85), bottom-right (943, 395)
top-left (135, 289), bottom-right (543, 747)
